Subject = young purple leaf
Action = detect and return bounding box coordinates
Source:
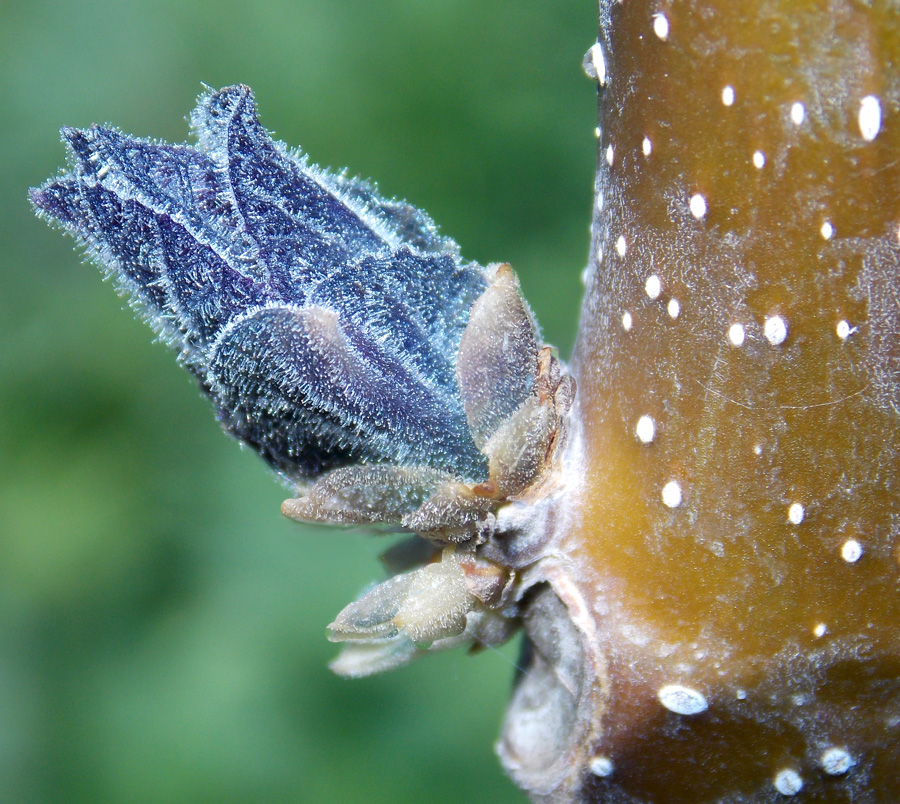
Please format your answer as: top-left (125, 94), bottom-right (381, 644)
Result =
top-left (30, 85), bottom-right (489, 482)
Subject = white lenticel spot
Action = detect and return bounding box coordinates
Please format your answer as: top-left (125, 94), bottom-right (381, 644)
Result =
top-left (606, 144), bottom-right (614, 165)
top-left (820, 221), bottom-right (834, 240)
top-left (689, 193), bottom-right (707, 219)
top-left (788, 502), bottom-right (805, 525)
top-left (764, 315), bottom-right (788, 345)
top-left (590, 756), bottom-right (614, 777)
top-left (645, 274), bottom-right (661, 299)
top-left (658, 684), bottom-right (707, 715)
top-left (581, 267), bottom-right (591, 287)
top-left (584, 43), bottom-right (607, 86)
top-left (722, 85), bottom-right (735, 106)
top-left (752, 150), bottom-right (766, 169)
top-left (661, 480), bottom-right (682, 508)
top-left (668, 298), bottom-right (680, 319)
top-left (728, 323), bottom-right (746, 347)
top-left (594, 126), bottom-right (601, 139)
top-left (820, 747), bottom-right (854, 776)
top-left (791, 102), bottom-right (805, 126)
top-left (96, 165), bottom-right (110, 180)
top-left (859, 95), bottom-right (882, 142)
top-left (841, 539), bottom-right (863, 563)
top-left (813, 622), bottom-right (828, 638)
top-left (642, 136), bottom-right (652, 156)
top-left (754, 444), bottom-right (763, 456)
top-left (636, 415), bottom-right (656, 444)
top-left (622, 311), bottom-right (633, 332)
top-left (616, 235), bottom-right (627, 257)
top-left (774, 769), bottom-right (803, 796)
top-left (836, 320), bottom-right (855, 340)
top-left (653, 13), bottom-right (670, 40)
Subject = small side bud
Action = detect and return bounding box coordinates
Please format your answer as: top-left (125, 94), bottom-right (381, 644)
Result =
top-left (457, 264), bottom-right (540, 449)
top-left (281, 465), bottom-right (451, 525)
top-left (328, 548), bottom-right (471, 645)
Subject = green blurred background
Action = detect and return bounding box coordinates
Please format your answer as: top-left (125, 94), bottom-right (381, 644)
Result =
top-left (1, 1), bottom-right (595, 801)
